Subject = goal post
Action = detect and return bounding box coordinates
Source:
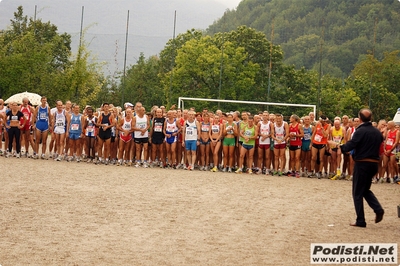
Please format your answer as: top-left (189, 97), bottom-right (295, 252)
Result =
top-left (177, 97), bottom-right (316, 116)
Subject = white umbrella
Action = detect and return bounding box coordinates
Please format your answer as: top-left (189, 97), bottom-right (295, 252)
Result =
top-left (4, 91), bottom-right (42, 106)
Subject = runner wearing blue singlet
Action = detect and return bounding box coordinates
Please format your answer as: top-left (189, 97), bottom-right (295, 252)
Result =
top-left (32, 96), bottom-right (51, 159)
top-left (300, 115), bottom-right (312, 176)
top-left (66, 104), bottom-right (85, 162)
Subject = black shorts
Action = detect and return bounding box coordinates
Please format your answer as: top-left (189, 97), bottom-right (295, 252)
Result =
top-left (98, 129), bottom-right (111, 140)
top-left (134, 137), bottom-right (149, 144)
top-left (152, 138), bottom-right (164, 145)
top-left (111, 136), bottom-right (116, 143)
top-left (289, 145), bottom-right (301, 151)
top-left (312, 143), bottom-right (326, 150)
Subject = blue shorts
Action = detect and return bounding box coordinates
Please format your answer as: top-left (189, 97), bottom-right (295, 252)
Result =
top-left (301, 140), bottom-right (311, 151)
top-left (185, 140), bottom-right (197, 151)
top-left (166, 135), bottom-right (177, 144)
top-left (69, 132), bottom-right (81, 140)
top-left (36, 121), bottom-right (49, 132)
top-left (242, 144), bottom-right (254, 150)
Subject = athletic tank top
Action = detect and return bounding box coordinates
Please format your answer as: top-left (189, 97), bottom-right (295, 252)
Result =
top-left (37, 106), bottom-right (49, 123)
top-left (243, 125), bottom-right (256, 146)
top-left (54, 110), bottom-right (66, 130)
top-left (312, 123), bottom-right (329, 145)
top-left (134, 114), bottom-right (148, 138)
top-left (385, 129), bottom-right (398, 150)
top-left (69, 113), bottom-right (82, 134)
top-left (302, 126), bottom-right (312, 142)
top-left (259, 121), bottom-right (271, 145)
top-left (152, 117), bottom-right (165, 139)
top-left (211, 124), bottom-right (220, 134)
top-left (274, 122), bottom-right (286, 144)
top-left (86, 116), bottom-right (97, 137)
top-left (185, 120), bottom-right (198, 141)
top-left (331, 126), bottom-right (344, 145)
top-left (239, 121), bottom-right (247, 142)
top-left (201, 122), bottom-right (210, 132)
top-left (289, 123), bottom-right (302, 146)
top-left (122, 117), bottom-right (132, 132)
top-left (166, 119), bottom-right (178, 134)
top-left (225, 122), bottom-right (235, 135)
top-left (20, 106), bottom-right (32, 123)
top-left (100, 113), bottom-right (111, 132)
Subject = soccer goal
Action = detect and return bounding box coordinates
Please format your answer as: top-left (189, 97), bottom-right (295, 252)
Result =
top-left (177, 97), bottom-right (316, 116)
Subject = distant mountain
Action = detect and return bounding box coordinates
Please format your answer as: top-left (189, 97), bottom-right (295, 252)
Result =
top-left (0, 0), bottom-right (229, 76)
top-left (208, 0), bottom-right (400, 77)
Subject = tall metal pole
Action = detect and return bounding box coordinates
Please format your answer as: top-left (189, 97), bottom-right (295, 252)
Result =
top-left (317, 19), bottom-right (324, 116)
top-left (33, 5), bottom-right (37, 35)
top-left (369, 18), bottom-right (378, 108)
top-left (122, 10), bottom-right (130, 105)
top-left (75, 6), bottom-right (84, 101)
top-left (267, 20), bottom-right (274, 111)
top-left (218, 35), bottom-right (224, 109)
top-left (169, 11), bottom-right (177, 108)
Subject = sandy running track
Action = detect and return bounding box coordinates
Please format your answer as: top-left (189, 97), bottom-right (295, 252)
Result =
top-left (0, 157), bottom-right (399, 265)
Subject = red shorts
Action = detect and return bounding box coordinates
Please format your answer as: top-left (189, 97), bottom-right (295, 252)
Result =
top-left (258, 144), bottom-right (270, 150)
top-left (274, 143), bottom-right (286, 149)
top-left (379, 142), bottom-right (384, 156)
top-left (120, 133), bottom-right (132, 143)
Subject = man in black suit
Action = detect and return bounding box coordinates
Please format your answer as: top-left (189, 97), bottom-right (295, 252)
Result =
top-left (329, 108), bottom-right (384, 227)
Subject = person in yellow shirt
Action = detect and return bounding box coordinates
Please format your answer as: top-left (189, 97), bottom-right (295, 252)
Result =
top-left (330, 119), bottom-right (346, 180)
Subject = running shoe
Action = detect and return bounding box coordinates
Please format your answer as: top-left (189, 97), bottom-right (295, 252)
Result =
top-left (235, 168), bottom-right (242, 174)
top-left (134, 162), bottom-right (141, 168)
top-left (0, 150), bottom-right (3, 156)
top-left (278, 170), bottom-right (282, 176)
top-left (105, 160), bottom-right (109, 165)
top-left (16, 153), bottom-right (20, 158)
top-left (187, 165), bottom-right (193, 171)
top-left (56, 155), bottom-right (62, 161)
top-left (316, 172), bottom-right (321, 179)
top-left (295, 172), bottom-right (300, 178)
top-left (211, 166), bottom-right (218, 172)
top-left (330, 174), bottom-right (339, 180)
top-left (222, 167), bottom-right (227, 172)
top-left (41, 154), bottom-right (46, 160)
top-left (87, 158), bottom-right (92, 163)
top-left (143, 162), bottom-right (149, 168)
top-left (247, 169), bottom-right (253, 174)
top-left (228, 167), bottom-right (232, 173)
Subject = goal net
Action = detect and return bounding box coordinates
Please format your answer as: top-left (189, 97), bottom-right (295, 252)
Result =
top-left (177, 97), bottom-right (316, 117)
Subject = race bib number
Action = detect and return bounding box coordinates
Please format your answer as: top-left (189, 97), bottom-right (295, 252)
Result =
top-left (71, 124), bottom-right (79, 130)
top-left (56, 121), bottom-right (64, 127)
top-left (333, 136), bottom-right (341, 144)
top-left (276, 133), bottom-right (284, 141)
top-left (154, 125), bottom-right (162, 132)
top-left (39, 112), bottom-right (47, 120)
top-left (186, 127), bottom-right (194, 136)
top-left (290, 132), bottom-right (297, 141)
top-left (138, 123), bottom-right (146, 129)
top-left (212, 125), bottom-right (219, 133)
top-left (314, 134), bottom-right (322, 143)
top-left (386, 138), bottom-right (394, 146)
top-left (87, 126), bottom-right (94, 133)
top-left (244, 129), bottom-right (252, 137)
top-left (304, 133), bottom-right (311, 140)
top-left (201, 125), bottom-right (210, 132)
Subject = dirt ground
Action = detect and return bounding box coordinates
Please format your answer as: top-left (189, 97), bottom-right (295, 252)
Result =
top-left (0, 156), bottom-right (399, 265)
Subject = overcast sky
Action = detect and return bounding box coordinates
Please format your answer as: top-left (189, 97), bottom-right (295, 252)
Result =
top-left (217, 0), bottom-right (242, 9)
top-left (0, 0), bottom-right (243, 8)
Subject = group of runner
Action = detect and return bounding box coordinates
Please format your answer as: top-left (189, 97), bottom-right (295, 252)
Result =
top-left (0, 97), bottom-right (399, 183)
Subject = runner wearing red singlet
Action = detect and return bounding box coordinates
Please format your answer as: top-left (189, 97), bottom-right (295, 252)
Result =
top-left (381, 121), bottom-right (399, 183)
top-left (20, 97), bottom-right (35, 157)
top-left (287, 115), bottom-right (304, 177)
top-left (310, 115), bottom-right (331, 179)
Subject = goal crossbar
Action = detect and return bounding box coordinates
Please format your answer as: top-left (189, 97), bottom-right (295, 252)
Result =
top-left (178, 97), bottom-right (316, 115)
